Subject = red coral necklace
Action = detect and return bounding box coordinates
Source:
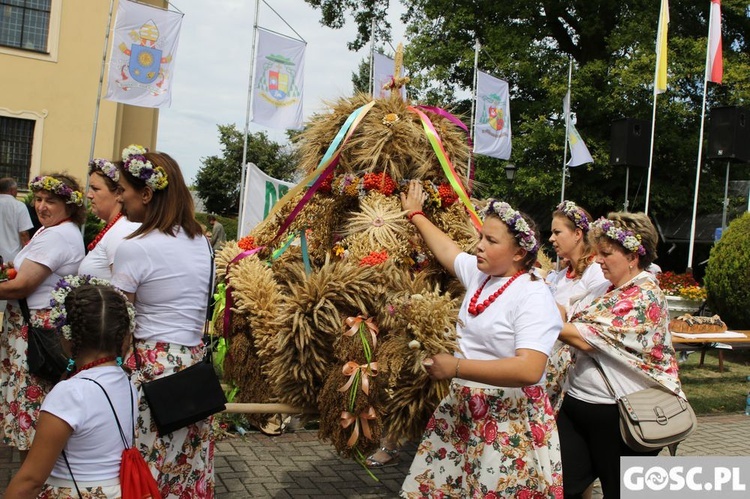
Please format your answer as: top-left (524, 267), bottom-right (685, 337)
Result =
top-left (565, 266), bottom-right (576, 279)
top-left (87, 212), bottom-right (122, 251)
top-left (468, 270), bottom-right (525, 315)
top-left (73, 355), bottom-right (117, 375)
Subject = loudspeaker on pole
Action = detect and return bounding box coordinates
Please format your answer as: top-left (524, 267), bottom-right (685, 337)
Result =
top-left (707, 106), bottom-right (750, 163)
top-left (609, 118), bottom-right (651, 168)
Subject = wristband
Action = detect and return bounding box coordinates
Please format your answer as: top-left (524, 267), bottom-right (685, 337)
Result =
top-left (455, 358), bottom-right (460, 379)
top-left (407, 210), bottom-right (426, 222)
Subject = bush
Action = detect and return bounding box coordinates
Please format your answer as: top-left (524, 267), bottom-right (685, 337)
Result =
top-left (704, 212), bottom-right (750, 329)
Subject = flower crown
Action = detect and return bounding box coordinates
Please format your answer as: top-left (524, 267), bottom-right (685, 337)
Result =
top-left (88, 158), bottom-right (119, 183)
top-left (50, 275), bottom-right (136, 340)
top-left (29, 176), bottom-right (84, 206)
top-left (121, 144), bottom-right (168, 191)
top-left (480, 200), bottom-right (539, 253)
top-left (592, 217), bottom-right (646, 256)
top-left (556, 200), bottom-right (590, 232)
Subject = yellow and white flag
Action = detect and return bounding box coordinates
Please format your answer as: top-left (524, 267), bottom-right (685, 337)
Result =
top-left (655, 0), bottom-right (670, 94)
top-left (105, 0), bottom-right (183, 108)
top-left (563, 91), bottom-right (593, 167)
top-left (252, 29), bottom-right (306, 130)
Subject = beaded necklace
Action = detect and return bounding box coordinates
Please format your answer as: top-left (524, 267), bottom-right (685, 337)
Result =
top-left (565, 266), bottom-right (576, 279)
top-left (87, 212), bottom-right (122, 251)
top-left (468, 270), bottom-right (526, 315)
top-left (73, 355), bottom-right (117, 375)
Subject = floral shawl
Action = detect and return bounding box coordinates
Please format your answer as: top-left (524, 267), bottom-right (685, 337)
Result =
top-left (570, 271), bottom-right (684, 397)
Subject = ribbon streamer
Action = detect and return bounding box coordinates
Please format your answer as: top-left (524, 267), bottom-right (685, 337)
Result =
top-left (338, 360), bottom-right (379, 396)
top-left (408, 105), bottom-right (482, 231)
top-left (343, 315), bottom-right (379, 350)
top-left (340, 406), bottom-right (378, 448)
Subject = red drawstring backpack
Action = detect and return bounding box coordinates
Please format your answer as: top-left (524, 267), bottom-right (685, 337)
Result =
top-left (84, 377), bottom-right (161, 499)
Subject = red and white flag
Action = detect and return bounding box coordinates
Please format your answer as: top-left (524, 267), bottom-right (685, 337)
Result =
top-left (706, 0), bottom-right (723, 84)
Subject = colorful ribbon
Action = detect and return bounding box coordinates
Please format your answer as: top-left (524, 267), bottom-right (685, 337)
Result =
top-left (343, 315), bottom-right (379, 350)
top-left (416, 105), bottom-right (474, 189)
top-left (408, 105), bottom-right (482, 231)
top-left (340, 406), bottom-right (377, 448)
top-left (338, 360), bottom-right (379, 396)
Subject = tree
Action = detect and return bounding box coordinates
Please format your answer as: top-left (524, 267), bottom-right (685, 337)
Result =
top-left (194, 125), bottom-right (297, 216)
top-left (306, 0), bottom-right (750, 227)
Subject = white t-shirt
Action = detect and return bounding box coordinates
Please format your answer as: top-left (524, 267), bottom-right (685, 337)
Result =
top-left (453, 253), bottom-right (562, 385)
top-left (0, 194), bottom-right (33, 263)
top-left (13, 222), bottom-right (84, 309)
top-left (43, 366), bottom-right (137, 481)
top-left (111, 228), bottom-right (211, 346)
top-left (546, 262), bottom-right (609, 318)
top-left (78, 217), bottom-right (140, 280)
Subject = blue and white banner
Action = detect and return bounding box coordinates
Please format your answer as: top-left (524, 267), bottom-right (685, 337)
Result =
top-left (252, 29), bottom-right (306, 130)
top-left (473, 71), bottom-right (511, 160)
top-left (105, 0), bottom-right (183, 108)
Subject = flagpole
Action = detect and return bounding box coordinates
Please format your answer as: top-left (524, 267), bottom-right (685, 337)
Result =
top-left (83, 0), bottom-right (116, 236)
top-left (369, 16), bottom-right (376, 95)
top-left (645, 0), bottom-right (669, 215)
top-left (687, 2), bottom-right (719, 272)
top-left (238, 0), bottom-right (261, 236)
top-left (468, 39), bottom-right (480, 191)
top-left (561, 57), bottom-right (572, 203)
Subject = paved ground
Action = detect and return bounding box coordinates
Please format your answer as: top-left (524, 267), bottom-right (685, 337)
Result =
top-left (1, 413), bottom-right (748, 498)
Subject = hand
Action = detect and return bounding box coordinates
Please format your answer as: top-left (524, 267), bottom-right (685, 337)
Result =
top-left (422, 353), bottom-right (459, 380)
top-left (400, 179), bottom-right (426, 214)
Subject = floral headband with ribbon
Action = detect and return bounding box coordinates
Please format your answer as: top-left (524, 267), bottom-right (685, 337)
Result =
top-left (480, 199), bottom-right (539, 253)
top-left (29, 176), bottom-right (84, 206)
top-left (50, 275), bottom-right (136, 340)
top-left (121, 144), bottom-right (168, 190)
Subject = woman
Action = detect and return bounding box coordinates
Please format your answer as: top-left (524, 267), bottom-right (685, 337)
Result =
top-left (111, 145), bottom-right (214, 498)
top-left (0, 174), bottom-right (85, 453)
top-left (399, 181), bottom-right (563, 498)
top-left (78, 158), bottom-right (140, 279)
top-left (5, 282), bottom-right (138, 498)
top-left (545, 201), bottom-right (609, 413)
top-left (557, 212), bottom-right (683, 499)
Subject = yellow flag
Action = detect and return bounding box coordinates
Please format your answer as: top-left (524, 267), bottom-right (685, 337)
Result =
top-left (655, 0), bottom-right (669, 94)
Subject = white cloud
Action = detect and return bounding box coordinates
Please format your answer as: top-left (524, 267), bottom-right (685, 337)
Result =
top-left (156, 0), bottom-right (405, 185)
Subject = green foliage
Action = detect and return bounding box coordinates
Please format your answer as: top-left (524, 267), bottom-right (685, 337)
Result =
top-left (195, 212), bottom-right (238, 241)
top-left (307, 0), bottom-right (750, 224)
top-left (704, 213), bottom-right (750, 329)
top-left (194, 125), bottom-right (297, 216)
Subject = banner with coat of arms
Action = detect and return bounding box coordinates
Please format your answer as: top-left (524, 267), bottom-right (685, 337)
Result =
top-left (372, 53), bottom-right (406, 100)
top-left (473, 71), bottom-right (511, 160)
top-left (105, 0), bottom-right (183, 108)
top-left (251, 29), bottom-right (306, 130)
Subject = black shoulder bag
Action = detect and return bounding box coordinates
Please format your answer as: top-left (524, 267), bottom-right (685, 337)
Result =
top-left (20, 298), bottom-right (68, 383)
top-left (140, 238), bottom-right (227, 436)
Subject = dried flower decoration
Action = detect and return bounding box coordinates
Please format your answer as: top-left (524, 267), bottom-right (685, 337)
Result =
top-left (88, 158), bottom-right (119, 183)
top-left (480, 200), bottom-right (539, 254)
top-left (29, 176), bottom-right (84, 206)
top-left (591, 217), bottom-right (646, 256)
top-left (121, 144), bottom-right (168, 191)
top-left (555, 200), bottom-right (590, 232)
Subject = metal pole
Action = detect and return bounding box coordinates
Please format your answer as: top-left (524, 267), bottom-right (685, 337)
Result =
top-left (561, 58), bottom-right (572, 203)
top-left (467, 39), bottom-right (480, 190)
top-left (369, 16), bottom-right (376, 96)
top-left (238, 0), bottom-right (261, 236)
top-left (721, 161), bottom-right (730, 232)
top-left (624, 166), bottom-right (630, 212)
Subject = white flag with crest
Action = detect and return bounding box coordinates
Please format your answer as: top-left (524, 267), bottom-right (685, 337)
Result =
top-left (473, 71), bottom-right (511, 160)
top-left (105, 0), bottom-right (183, 108)
top-left (372, 53), bottom-right (406, 99)
top-left (563, 91), bottom-right (594, 167)
top-left (252, 29), bottom-right (306, 130)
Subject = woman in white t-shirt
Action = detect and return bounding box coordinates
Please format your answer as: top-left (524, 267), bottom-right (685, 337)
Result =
top-left (112, 145), bottom-right (213, 498)
top-left (399, 181), bottom-right (563, 498)
top-left (0, 174), bottom-right (85, 453)
top-left (78, 159), bottom-right (140, 280)
top-left (5, 282), bottom-right (138, 498)
top-left (545, 200), bottom-right (609, 413)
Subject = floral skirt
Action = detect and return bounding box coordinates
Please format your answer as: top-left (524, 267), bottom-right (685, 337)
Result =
top-left (0, 302), bottom-right (54, 450)
top-left (401, 380), bottom-right (563, 499)
top-left (125, 340), bottom-right (215, 499)
top-left (544, 341), bottom-right (572, 416)
top-left (41, 476), bottom-right (120, 498)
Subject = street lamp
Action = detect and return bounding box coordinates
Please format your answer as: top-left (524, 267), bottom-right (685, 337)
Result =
top-left (504, 163), bottom-right (517, 181)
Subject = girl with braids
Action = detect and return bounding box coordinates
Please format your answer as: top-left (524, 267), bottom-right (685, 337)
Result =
top-left (399, 180), bottom-right (563, 498)
top-left (0, 173), bottom-right (85, 454)
top-left (5, 282), bottom-right (137, 498)
top-left (112, 146), bottom-right (213, 498)
top-left (545, 201), bottom-right (609, 413)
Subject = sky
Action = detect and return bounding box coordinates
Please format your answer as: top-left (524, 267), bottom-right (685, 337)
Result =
top-left (156, 0), bottom-right (407, 184)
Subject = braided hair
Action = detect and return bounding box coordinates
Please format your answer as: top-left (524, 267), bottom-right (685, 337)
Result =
top-left (64, 284), bottom-right (132, 360)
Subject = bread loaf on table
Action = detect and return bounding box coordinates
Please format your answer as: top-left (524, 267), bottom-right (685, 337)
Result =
top-left (669, 314), bottom-right (727, 334)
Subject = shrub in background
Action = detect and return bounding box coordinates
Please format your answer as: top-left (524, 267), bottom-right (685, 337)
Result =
top-left (704, 212), bottom-right (750, 329)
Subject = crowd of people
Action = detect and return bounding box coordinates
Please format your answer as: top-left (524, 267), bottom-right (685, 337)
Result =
top-left (0, 153), bottom-right (685, 497)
